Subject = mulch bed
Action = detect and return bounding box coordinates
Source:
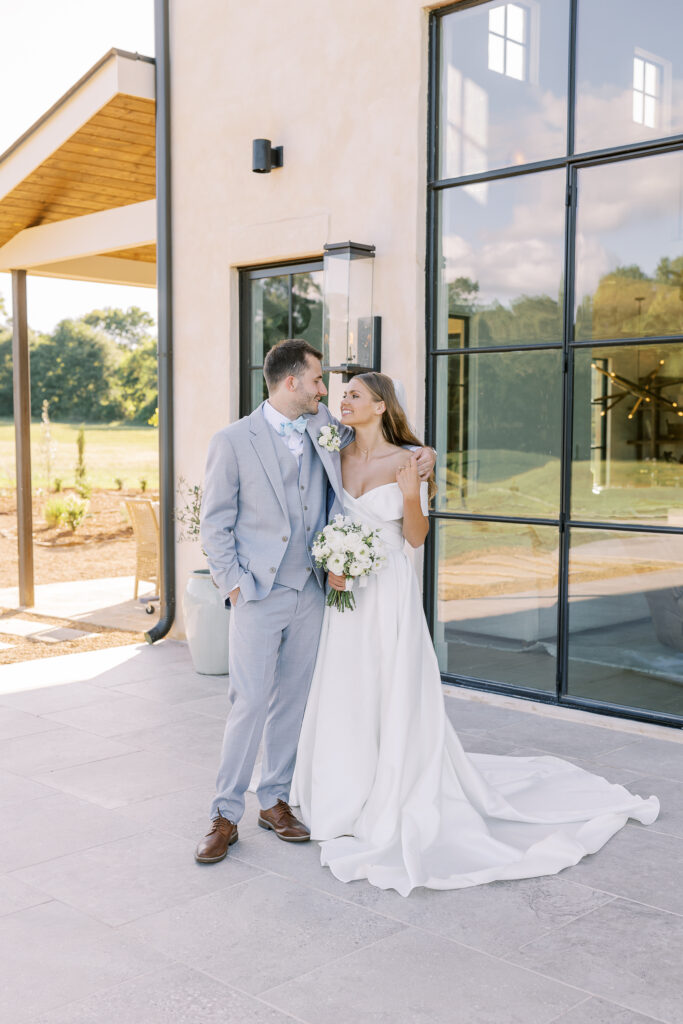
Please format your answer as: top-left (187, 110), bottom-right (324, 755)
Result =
top-left (0, 489), bottom-right (158, 663)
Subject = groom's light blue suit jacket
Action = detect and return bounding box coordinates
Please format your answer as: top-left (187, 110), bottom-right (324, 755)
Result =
top-left (200, 402), bottom-right (350, 605)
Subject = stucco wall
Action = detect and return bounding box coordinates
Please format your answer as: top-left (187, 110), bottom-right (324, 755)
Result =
top-left (170, 0), bottom-right (447, 632)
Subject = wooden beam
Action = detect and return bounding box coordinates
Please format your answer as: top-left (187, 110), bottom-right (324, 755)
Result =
top-left (11, 269), bottom-right (34, 607)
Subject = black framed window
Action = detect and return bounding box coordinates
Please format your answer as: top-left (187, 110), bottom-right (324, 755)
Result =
top-left (239, 260), bottom-right (324, 416)
top-left (428, 0), bottom-right (683, 727)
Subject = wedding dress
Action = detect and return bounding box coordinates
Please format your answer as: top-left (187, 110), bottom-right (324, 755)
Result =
top-left (291, 482), bottom-right (659, 897)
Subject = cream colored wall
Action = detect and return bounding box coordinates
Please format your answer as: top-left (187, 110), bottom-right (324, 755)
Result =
top-left (170, 0), bottom-right (447, 632)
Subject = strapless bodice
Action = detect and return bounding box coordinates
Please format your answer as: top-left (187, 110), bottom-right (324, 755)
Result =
top-left (342, 482), bottom-right (424, 552)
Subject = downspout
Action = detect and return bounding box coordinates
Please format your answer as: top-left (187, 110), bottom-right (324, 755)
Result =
top-left (146, 0), bottom-right (175, 642)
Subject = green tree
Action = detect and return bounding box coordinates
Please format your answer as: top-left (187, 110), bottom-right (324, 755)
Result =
top-left (115, 338), bottom-right (158, 422)
top-left (30, 319), bottom-right (120, 421)
top-left (83, 306), bottom-right (155, 348)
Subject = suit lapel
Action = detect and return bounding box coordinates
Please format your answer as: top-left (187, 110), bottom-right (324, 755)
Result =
top-left (306, 413), bottom-right (344, 510)
top-left (249, 404), bottom-right (288, 519)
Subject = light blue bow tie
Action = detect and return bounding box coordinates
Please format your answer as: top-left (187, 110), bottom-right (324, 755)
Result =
top-left (278, 416), bottom-right (307, 437)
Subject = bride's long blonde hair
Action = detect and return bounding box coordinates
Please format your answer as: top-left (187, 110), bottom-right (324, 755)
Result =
top-left (350, 372), bottom-right (436, 500)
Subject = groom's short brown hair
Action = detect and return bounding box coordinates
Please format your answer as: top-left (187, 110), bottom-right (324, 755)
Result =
top-left (263, 338), bottom-right (323, 390)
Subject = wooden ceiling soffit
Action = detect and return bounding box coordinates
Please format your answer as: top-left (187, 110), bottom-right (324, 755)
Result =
top-left (104, 243), bottom-right (157, 263)
top-left (0, 93), bottom-right (156, 248)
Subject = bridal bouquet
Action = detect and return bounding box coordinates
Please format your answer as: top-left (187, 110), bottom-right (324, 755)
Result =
top-left (311, 514), bottom-right (385, 612)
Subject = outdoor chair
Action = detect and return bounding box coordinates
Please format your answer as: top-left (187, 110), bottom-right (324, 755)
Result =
top-left (123, 498), bottom-right (160, 600)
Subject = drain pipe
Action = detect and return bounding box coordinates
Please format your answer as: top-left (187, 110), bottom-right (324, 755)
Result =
top-left (146, 0), bottom-right (175, 642)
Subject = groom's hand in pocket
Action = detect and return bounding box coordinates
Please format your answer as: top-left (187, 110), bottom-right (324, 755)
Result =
top-left (327, 571), bottom-right (347, 592)
top-left (229, 587), bottom-right (240, 606)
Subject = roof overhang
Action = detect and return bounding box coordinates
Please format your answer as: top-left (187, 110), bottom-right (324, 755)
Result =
top-left (0, 48), bottom-right (156, 285)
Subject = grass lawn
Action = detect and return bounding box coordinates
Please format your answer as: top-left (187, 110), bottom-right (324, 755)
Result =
top-left (0, 420), bottom-right (158, 492)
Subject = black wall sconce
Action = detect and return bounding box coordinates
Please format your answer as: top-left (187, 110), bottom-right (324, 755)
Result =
top-left (323, 241), bottom-right (381, 381)
top-left (252, 139), bottom-right (284, 173)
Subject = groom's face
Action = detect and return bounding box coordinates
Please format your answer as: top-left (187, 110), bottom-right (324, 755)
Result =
top-left (292, 356), bottom-right (327, 415)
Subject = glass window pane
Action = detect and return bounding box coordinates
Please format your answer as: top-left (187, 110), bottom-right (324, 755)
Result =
top-left (250, 274), bottom-right (290, 364)
top-left (250, 369), bottom-right (267, 412)
top-left (571, 343), bottom-right (683, 525)
top-left (438, 0), bottom-right (569, 177)
top-left (488, 33), bottom-right (505, 76)
top-left (507, 4), bottom-right (525, 44)
top-left (437, 171), bottom-right (566, 349)
top-left (489, 5), bottom-right (505, 36)
top-left (568, 527), bottom-right (683, 716)
top-left (575, 0), bottom-right (683, 153)
top-left (291, 270), bottom-right (324, 349)
top-left (506, 40), bottom-right (525, 81)
top-left (434, 519), bottom-right (558, 691)
top-left (574, 151), bottom-right (683, 342)
top-left (434, 349), bottom-right (563, 517)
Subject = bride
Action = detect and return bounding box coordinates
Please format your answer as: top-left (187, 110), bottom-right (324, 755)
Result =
top-left (291, 372), bottom-right (660, 897)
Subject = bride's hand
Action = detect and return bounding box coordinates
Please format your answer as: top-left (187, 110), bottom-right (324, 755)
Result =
top-left (328, 570), bottom-right (347, 591)
top-left (397, 454), bottom-right (420, 499)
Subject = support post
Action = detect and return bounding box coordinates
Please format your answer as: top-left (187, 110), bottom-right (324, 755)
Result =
top-left (11, 269), bottom-right (34, 607)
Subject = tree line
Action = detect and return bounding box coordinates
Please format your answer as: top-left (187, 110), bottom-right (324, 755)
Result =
top-left (0, 300), bottom-right (157, 423)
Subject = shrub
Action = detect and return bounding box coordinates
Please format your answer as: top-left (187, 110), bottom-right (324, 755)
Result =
top-left (114, 477), bottom-right (124, 491)
top-left (53, 478), bottom-right (63, 493)
top-left (75, 426), bottom-right (86, 485)
top-left (63, 495), bottom-right (89, 532)
top-left (45, 497), bottom-right (67, 528)
top-left (75, 479), bottom-right (92, 499)
top-left (44, 494), bottom-right (89, 533)
top-left (139, 476), bottom-right (148, 493)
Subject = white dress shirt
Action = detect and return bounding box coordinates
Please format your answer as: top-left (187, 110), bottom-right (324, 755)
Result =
top-left (263, 401), bottom-right (305, 462)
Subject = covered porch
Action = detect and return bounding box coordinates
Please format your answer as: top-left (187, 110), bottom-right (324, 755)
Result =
top-left (0, 48), bottom-right (157, 614)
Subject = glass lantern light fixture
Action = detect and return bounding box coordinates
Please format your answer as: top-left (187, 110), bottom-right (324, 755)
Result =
top-left (323, 241), bottom-right (381, 381)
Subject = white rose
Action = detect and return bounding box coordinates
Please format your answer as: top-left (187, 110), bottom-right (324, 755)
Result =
top-left (348, 560), bottom-right (365, 577)
top-left (315, 543), bottom-right (331, 559)
top-left (327, 553), bottom-right (345, 575)
top-left (345, 532), bottom-right (364, 554)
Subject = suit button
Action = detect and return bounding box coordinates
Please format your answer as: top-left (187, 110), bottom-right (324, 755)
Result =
top-left (306, 526), bottom-right (311, 531)
top-left (282, 536), bottom-right (288, 542)
top-left (303, 505), bottom-right (308, 510)
top-left (269, 567), bottom-right (276, 573)
top-left (300, 485), bottom-right (305, 490)
top-left (306, 567), bottom-right (311, 572)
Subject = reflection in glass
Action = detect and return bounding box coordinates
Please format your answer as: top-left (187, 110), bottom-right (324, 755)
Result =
top-left (250, 275), bottom-right (289, 365)
top-left (434, 519), bottom-right (558, 690)
top-left (575, 0), bottom-right (683, 153)
top-left (572, 344), bottom-right (683, 524)
top-left (574, 151), bottom-right (683, 342)
top-left (434, 349), bottom-right (562, 517)
top-left (438, 0), bottom-right (568, 178)
top-left (291, 271), bottom-right (324, 350)
top-left (247, 269), bottom-right (324, 412)
top-left (568, 527), bottom-right (683, 715)
top-left (437, 171), bottom-right (566, 349)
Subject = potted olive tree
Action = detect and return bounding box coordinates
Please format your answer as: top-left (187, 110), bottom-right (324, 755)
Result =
top-left (176, 479), bottom-right (229, 675)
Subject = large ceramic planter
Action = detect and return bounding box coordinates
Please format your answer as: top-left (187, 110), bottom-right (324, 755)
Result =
top-left (183, 569), bottom-right (230, 675)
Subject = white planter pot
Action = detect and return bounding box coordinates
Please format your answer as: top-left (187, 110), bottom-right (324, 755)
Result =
top-left (182, 569), bottom-right (230, 675)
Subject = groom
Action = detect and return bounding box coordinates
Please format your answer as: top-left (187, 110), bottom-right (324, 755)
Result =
top-left (195, 338), bottom-right (434, 863)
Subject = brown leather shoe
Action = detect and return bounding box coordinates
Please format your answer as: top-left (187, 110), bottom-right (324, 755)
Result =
top-left (258, 799), bottom-right (310, 842)
top-left (195, 811), bottom-right (238, 863)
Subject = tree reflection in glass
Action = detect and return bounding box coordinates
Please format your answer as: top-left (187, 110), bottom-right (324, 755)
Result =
top-left (574, 151), bottom-right (683, 341)
top-left (434, 350), bottom-right (563, 517)
top-left (437, 171), bottom-right (566, 349)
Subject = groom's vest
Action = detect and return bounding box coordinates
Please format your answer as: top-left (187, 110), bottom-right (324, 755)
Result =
top-left (272, 431), bottom-right (327, 591)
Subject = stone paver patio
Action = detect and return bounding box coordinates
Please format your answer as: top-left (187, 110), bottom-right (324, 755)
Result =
top-left (0, 639), bottom-right (681, 1023)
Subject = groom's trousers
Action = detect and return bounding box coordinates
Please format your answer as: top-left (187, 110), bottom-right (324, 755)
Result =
top-left (210, 574), bottom-right (325, 823)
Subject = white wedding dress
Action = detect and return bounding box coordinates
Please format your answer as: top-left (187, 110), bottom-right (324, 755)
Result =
top-left (291, 482), bottom-right (659, 897)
